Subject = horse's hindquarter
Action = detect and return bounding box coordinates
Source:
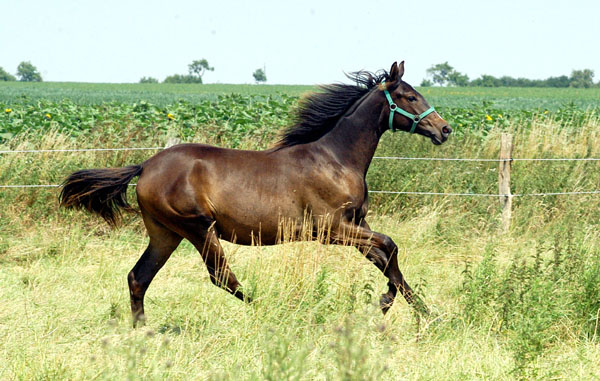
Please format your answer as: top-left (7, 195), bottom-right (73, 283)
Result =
top-left (137, 144), bottom-right (367, 245)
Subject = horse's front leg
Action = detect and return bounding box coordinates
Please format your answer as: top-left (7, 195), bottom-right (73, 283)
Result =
top-left (333, 221), bottom-right (429, 316)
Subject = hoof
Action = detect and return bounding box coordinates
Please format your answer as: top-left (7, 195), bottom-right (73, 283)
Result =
top-left (380, 294), bottom-right (394, 314)
top-left (132, 313), bottom-right (146, 328)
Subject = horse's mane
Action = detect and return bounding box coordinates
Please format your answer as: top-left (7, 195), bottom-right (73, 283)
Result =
top-left (272, 69), bottom-right (390, 149)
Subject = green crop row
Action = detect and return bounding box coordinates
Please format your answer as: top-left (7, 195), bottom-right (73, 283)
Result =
top-left (1, 92), bottom-right (597, 145)
top-left (2, 81), bottom-right (599, 107)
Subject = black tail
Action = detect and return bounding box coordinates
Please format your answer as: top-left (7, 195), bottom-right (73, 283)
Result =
top-left (59, 165), bottom-right (144, 226)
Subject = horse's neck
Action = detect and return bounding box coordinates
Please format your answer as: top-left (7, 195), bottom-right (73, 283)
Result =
top-left (318, 92), bottom-right (384, 175)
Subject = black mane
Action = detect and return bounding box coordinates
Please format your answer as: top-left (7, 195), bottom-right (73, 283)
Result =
top-left (274, 69), bottom-right (390, 148)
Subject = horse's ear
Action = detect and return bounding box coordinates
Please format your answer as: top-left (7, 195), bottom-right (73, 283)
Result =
top-left (389, 61), bottom-right (405, 82)
top-left (389, 62), bottom-right (399, 82)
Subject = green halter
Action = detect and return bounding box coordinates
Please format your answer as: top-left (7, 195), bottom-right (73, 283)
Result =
top-left (382, 81), bottom-right (436, 133)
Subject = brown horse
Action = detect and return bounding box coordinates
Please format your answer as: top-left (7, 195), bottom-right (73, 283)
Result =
top-left (60, 61), bottom-right (451, 325)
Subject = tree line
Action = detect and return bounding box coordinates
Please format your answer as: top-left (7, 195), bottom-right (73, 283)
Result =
top-left (0, 59), bottom-right (267, 84)
top-left (422, 62), bottom-right (597, 88)
top-left (140, 59), bottom-right (267, 84)
top-left (2, 59), bottom-right (596, 88)
top-left (0, 61), bottom-right (43, 82)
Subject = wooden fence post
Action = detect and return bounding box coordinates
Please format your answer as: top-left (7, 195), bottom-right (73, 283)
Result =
top-left (499, 133), bottom-right (513, 232)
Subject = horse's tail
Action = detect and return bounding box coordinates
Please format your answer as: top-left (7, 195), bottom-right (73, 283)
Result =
top-left (59, 165), bottom-right (144, 226)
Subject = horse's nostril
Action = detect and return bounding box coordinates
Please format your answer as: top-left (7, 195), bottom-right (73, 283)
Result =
top-left (442, 126), bottom-right (451, 135)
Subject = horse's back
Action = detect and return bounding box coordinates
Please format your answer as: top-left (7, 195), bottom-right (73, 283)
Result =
top-left (135, 143), bottom-right (305, 244)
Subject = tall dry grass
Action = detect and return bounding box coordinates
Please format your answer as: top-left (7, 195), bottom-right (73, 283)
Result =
top-left (1, 116), bottom-right (600, 379)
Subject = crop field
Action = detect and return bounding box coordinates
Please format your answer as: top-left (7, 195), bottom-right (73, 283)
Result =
top-left (1, 82), bottom-right (599, 108)
top-left (1, 83), bottom-right (600, 379)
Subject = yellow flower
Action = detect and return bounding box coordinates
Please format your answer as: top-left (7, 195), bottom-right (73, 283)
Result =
top-left (544, 110), bottom-right (549, 114)
top-left (45, 113), bottom-right (51, 119)
top-left (167, 113), bottom-right (175, 120)
top-left (485, 114), bottom-right (492, 121)
top-left (5, 108), bottom-right (11, 113)
top-left (497, 114), bottom-right (503, 118)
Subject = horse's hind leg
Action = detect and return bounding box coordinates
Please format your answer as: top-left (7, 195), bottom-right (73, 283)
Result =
top-left (128, 216), bottom-right (182, 327)
top-left (186, 226), bottom-right (250, 303)
top-left (333, 221), bottom-right (428, 316)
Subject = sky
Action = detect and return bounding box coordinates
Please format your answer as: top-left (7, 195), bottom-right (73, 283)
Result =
top-left (1, 0), bottom-right (599, 85)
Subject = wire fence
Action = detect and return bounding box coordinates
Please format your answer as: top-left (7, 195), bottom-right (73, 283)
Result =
top-left (1, 146), bottom-right (600, 195)
top-left (0, 147), bottom-right (163, 154)
top-left (3, 147), bottom-right (600, 162)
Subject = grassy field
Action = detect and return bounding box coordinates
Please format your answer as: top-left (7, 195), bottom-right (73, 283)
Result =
top-left (1, 81), bottom-right (599, 109)
top-left (0, 82), bottom-right (313, 105)
top-left (1, 83), bottom-right (600, 379)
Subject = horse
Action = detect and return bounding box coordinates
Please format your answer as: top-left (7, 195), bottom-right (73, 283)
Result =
top-left (60, 61), bottom-right (451, 326)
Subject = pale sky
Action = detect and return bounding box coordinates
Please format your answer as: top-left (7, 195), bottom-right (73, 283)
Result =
top-left (1, 0), bottom-right (599, 85)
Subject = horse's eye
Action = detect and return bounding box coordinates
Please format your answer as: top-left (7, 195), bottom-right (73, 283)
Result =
top-left (408, 96), bottom-right (417, 102)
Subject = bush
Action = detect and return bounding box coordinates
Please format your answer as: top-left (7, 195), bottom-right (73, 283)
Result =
top-left (139, 77), bottom-right (158, 84)
top-left (0, 67), bottom-right (16, 81)
top-left (461, 227), bottom-right (600, 376)
top-left (162, 74), bottom-right (202, 84)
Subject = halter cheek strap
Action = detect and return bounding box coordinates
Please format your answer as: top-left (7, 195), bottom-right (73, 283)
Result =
top-left (382, 81), bottom-right (436, 133)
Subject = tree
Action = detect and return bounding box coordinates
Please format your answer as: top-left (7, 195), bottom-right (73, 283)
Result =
top-left (0, 66), bottom-right (16, 81)
top-left (569, 69), bottom-right (594, 88)
top-left (470, 75), bottom-right (501, 87)
top-left (545, 75), bottom-right (570, 88)
top-left (426, 62), bottom-right (454, 86)
top-left (425, 62), bottom-right (469, 87)
top-left (420, 79), bottom-right (433, 87)
top-left (188, 59), bottom-right (214, 83)
top-left (447, 71), bottom-right (470, 87)
top-left (163, 74), bottom-right (202, 84)
top-left (252, 68), bottom-right (267, 83)
top-left (139, 76), bottom-right (159, 84)
top-left (16, 61), bottom-right (42, 82)
top-left (163, 59), bottom-right (214, 84)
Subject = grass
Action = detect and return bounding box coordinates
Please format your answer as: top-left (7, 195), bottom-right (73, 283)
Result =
top-left (1, 84), bottom-right (600, 379)
top-left (418, 86), bottom-right (600, 110)
top-left (1, 81), bottom-right (599, 109)
top-left (1, 209), bottom-right (599, 379)
top-left (2, 114), bottom-right (600, 379)
top-left (0, 82), bottom-right (314, 105)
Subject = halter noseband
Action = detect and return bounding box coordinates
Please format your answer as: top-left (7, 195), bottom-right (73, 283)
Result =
top-left (382, 80), bottom-right (435, 133)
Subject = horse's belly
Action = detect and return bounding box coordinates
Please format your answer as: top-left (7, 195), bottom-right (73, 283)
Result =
top-left (214, 208), bottom-right (303, 246)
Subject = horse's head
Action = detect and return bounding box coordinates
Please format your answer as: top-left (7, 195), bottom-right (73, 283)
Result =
top-left (382, 61), bottom-right (451, 145)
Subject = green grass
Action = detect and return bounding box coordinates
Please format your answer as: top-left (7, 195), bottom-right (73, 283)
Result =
top-left (0, 82), bottom-right (314, 105)
top-left (2, 83), bottom-right (598, 144)
top-left (2, 115), bottom-right (600, 379)
top-left (1, 84), bottom-right (600, 379)
top-left (419, 86), bottom-right (600, 110)
top-left (1, 81), bottom-right (599, 109)
top-left (4, 212), bottom-right (599, 379)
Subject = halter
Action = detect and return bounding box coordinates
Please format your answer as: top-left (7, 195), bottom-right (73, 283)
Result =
top-left (382, 80), bottom-right (435, 133)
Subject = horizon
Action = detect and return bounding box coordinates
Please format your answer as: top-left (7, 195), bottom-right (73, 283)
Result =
top-left (1, 66), bottom-right (596, 87)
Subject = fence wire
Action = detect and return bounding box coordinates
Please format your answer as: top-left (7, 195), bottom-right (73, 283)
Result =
top-left (2, 184), bottom-right (600, 197)
top-left (2, 147), bottom-right (600, 162)
top-left (2, 146), bottom-right (600, 195)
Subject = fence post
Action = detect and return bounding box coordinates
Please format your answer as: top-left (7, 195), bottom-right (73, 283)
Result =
top-left (499, 133), bottom-right (513, 232)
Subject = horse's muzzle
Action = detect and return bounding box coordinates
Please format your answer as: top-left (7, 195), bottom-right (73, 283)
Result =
top-left (438, 125), bottom-right (452, 144)
top-left (442, 125), bottom-right (452, 137)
